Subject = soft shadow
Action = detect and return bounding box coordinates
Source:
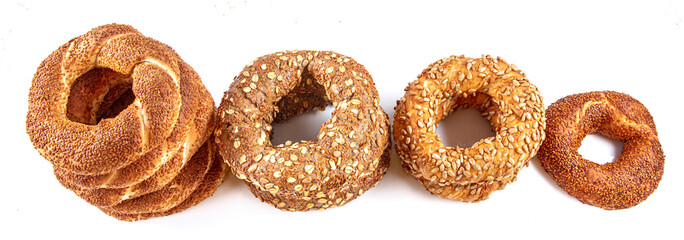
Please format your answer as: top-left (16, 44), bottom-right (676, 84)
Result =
top-left (529, 155), bottom-right (568, 194)
top-left (384, 145), bottom-right (433, 195)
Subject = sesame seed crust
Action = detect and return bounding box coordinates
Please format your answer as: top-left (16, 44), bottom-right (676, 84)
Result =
top-left (537, 91), bottom-right (664, 210)
top-left (216, 50), bottom-right (391, 211)
top-left (100, 146), bottom-right (229, 221)
top-left (393, 55), bottom-right (546, 202)
top-left (25, 24), bottom-right (227, 221)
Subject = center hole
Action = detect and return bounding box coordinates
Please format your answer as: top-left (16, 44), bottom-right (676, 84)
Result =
top-left (436, 108), bottom-right (495, 148)
top-left (271, 105), bottom-right (334, 145)
top-left (270, 69), bottom-right (331, 145)
top-left (66, 68), bottom-right (135, 125)
top-left (578, 134), bottom-right (624, 164)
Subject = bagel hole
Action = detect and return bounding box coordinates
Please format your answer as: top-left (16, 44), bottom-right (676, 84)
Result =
top-left (578, 134), bottom-right (624, 164)
top-left (66, 67), bottom-right (135, 125)
top-left (436, 108), bottom-right (495, 149)
top-left (270, 70), bottom-right (332, 145)
top-left (271, 105), bottom-right (335, 145)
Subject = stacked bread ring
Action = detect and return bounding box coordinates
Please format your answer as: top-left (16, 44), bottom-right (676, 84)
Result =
top-left (394, 55), bottom-right (546, 202)
top-left (215, 50), bottom-right (391, 211)
top-left (26, 24), bottom-right (227, 221)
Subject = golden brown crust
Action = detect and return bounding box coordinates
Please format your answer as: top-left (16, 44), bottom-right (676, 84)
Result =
top-left (26, 24), bottom-right (183, 175)
top-left (393, 55), bottom-right (546, 202)
top-left (101, 150), bottom-right (228, 221)
top-left (537, 91), bottom-right (664, 209)
top-left (26, 23), bottom-right (221, 220)
top-left (52, 60), bottom-right (212, 190)
top-left (216, 50), bottom-right (390, 211)
top-left (99, 141), bottom-right (215, 214)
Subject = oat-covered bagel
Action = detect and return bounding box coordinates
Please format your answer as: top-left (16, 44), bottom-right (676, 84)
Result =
top-left (216, 50), bottom-right (390, 211)
top-left (537, 91), bottom-right (664, 210)
top-left (394, 55), bottom-right (545, 202)
top-left (26, 24), bottom-right (226, 221)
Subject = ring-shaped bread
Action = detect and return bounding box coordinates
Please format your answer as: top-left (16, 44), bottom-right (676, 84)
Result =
top-left (537, 91), bottom-right (664, 209)
top-left (216, 50), bottom-right (391, 211)
top-left (393, 55), bottom-right (546, 201)
top-left (26, 25), bottom-right (188, 175)
top-left (26, 24), bottom-right (225, 221)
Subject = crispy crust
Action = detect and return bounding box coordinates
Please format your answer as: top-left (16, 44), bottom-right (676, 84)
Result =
top-left (101, 150), bottom-right (228, 221)
top-left (393, 55), bottom-right (546, 202)
top-left (216, 50), bottom-right (391, 211)
top-left (26, 25), bottom-right (183, 175)
top-left (53, 61), bottom-right (212, 189)
top-left (99, 141), bottom-right (215, 214)
top-left (26, 24), bottom-right (222, 220)
top-left (537, 91), bottom-right (664, 209)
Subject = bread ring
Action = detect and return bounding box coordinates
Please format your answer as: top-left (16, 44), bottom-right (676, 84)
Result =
top-left (537, 91), bottom-right (664, 209)
top-left (393, 55), bottom-right (546, 202)
top-left (26, 24), bottom-right (187, 174)
top-left (52, 60), bottom-right (213, 190)
top-left (101, 146), bottom-right (228, 221)
top-left (26, 24), bottom-right (225, 220)
top-left (98, 141), bottom-right (215, 214)
top-left (216, 50), bottom-right (391, 211)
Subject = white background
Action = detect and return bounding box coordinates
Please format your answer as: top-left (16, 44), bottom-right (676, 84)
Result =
top-left (2, 0), bottom-right (683, 239)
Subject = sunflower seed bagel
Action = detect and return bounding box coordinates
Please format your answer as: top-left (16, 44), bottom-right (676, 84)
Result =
top-left (393, 55), bottom-right (546, 202)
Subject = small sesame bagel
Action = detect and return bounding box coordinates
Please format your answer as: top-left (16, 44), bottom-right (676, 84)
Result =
top-left (26, 24), bottom-right (223, 220)
top-left (393, 55), bottom-right (546, 202)
top-left (216, 50), bottom-right (391, 211)
top-left (537, 91), bottom-right (664, 210)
